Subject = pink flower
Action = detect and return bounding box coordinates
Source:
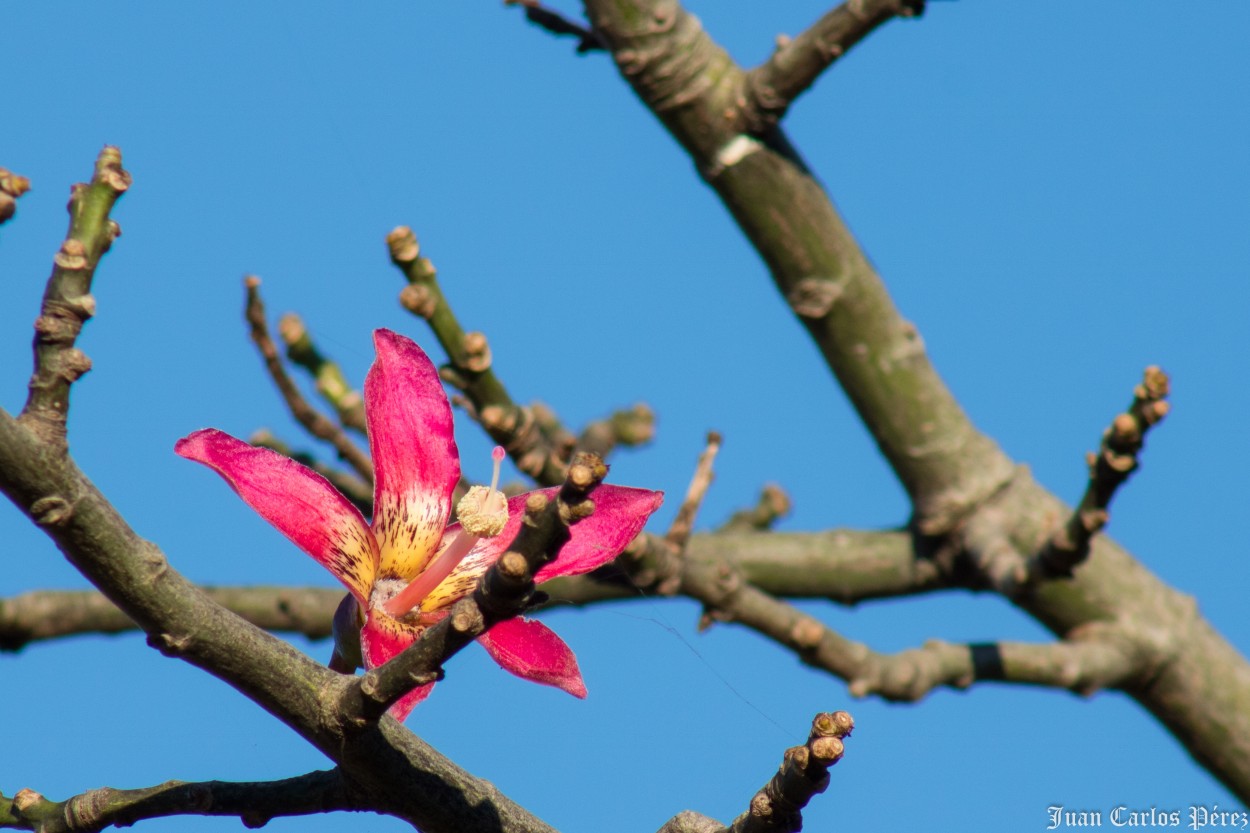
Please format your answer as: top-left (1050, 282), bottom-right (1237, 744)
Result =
top-left (176, 329), bottom-right (663, 719)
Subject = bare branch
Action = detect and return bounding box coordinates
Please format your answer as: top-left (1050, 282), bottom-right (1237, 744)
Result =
top-left (1, 527), bottom-right (929, 649)
top-left (719, 483), bottom-right (791, 533)
top-left (1, 770), bottom-right (359, 833)
top-left (243, 277), bottom-right (375, 483)
top-left (741, 0), bottom-right (924, 132)
top-left (581, 0), bottom-right (1017, 534)
top-left (278, 313), bottom-right (368, 434)
top-left (574, 402), bottom-right (656, 459)
top-left (389, 227), bottom-right (574, 485)
top-left (0, 166), bottom-right (31, 225)
top-left (505, 0), bottom-right (607, 53)
top-left (0, 586), bottom-right (344, 652)
top-left (1034, 367), bottom-right (1171, 579)
top-left (19, 148), bottom-right (129, 447)
top-left (666, 431), bottom-right (721, 552)
top-left (728, 711), bottom-right (853, 833)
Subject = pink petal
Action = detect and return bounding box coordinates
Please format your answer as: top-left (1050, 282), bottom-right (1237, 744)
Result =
top-left (477, 617), bottom-right (587, 698)
top-left (361, 610), bottom-right (435, 720)
top-left (422, 485), bottom-right (664, 610)
top-left (366, 329), bottom-right (461, 582)
top-left (534, 485), bottom-right (664, 583)
top-left (175, 428), bottom-right (379, 603)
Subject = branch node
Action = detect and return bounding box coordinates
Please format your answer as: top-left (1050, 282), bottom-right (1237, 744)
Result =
top-left (30, 495), bottom-right (74, 526)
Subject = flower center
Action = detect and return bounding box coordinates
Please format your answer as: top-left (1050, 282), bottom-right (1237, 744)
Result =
top-left (381, 446), bottom-right (510, 619)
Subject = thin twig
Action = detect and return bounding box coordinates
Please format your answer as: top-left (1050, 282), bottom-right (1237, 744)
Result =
top-left (505, 0), bottom-right (606, 53)
top-left (740, 0), bottom-right (924, 132)
top-left (667, 431), bottom-right (721, 552)
top-left (389, 227), bottom-right (573, 485)
top-left (278, 313), bottom-right (368, 434)
top-left (575, 402), bottom-right (656, 458)
top-left (719, 484), bottom-right (791, 533)
top-left (728, 711), bottom-right (853, 833)
top-left (19, 148), bottom-right (129, 447)
top-left (243, 277), bottom-right (375, 483)
top-left (1034, 367), bottom-right (1171, 579)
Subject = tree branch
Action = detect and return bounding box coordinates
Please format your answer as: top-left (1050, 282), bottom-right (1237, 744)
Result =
top-left (0, 157), bottom-right (562, 833)
top-left (1033, 366), bottom-right (1171, 580)
top-left (741, 0), bottom-right (923, 132)
top-left (505, 0), bottom-right (607, 53)
top-left (576, 0), bottom-right (1250, 799)
top-left (1, 770), bottom-right (359, 833)
top-left (1, 526), bottom-right (932, 648)
top-left (581, 0), bottom-right (1015, 534)
top-left (389, 227), bottom-right (571, 484)
top-left (0, 586), bottom-right (345, 652)
top-left (243, 277), bottom-right (375, 482)
top-left (0, 166), bottom-right (31, 225)
top-left (19, 147), bottom-right (129, 448)
top-left (728, 711), bottom-right (853, 833)
top-left (389, 226), bottom-right (649, 486)
top-left (277, 313), bottom-right (368, 435)
top-left (341, 454), bottom-right (607, 722)
top-left (719, 484), bottom-right (791, 533)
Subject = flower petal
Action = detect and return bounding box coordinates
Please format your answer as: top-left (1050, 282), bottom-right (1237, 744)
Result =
top-left (361, 610), bottom-right (435, 720)
top-left (175, 428), bottom-right (378, 603)
top-left (534, 485), bottom-right (664, 583)
top-left (366, 329), bottom-right (460, 581)
top-left (420, 485), bottom-right (664, 610)
top-left (477, 617), bottom-right (587, 698)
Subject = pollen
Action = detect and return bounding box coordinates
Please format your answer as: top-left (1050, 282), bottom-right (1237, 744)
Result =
top-left (455, 446), bottom-right (509, 537)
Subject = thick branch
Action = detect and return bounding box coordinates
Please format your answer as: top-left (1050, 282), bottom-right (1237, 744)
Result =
top-left (1, 770), bottom-right (357, 833)
top-left (581, 0), bottom-right (1015, 533)
top-left (742, 0), bottom-right (923, 132)
top-left (0, 403), bottom-right (558, 833)
top-left (577, 0), bottom-right (1250, 800)
top-left (19, 148), bottom-right (129, 447)
top-left (1, 527), bottom-right (930, 648)
top-left (243, 277), bottom-right (375, 482)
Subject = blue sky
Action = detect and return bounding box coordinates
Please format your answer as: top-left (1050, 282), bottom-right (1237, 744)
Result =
top-left (2, 2), bottom-right (1248, 831)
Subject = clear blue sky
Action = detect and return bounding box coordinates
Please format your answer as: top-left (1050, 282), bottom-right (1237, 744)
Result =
top-left (2, 3), bottom-right (1248, 831)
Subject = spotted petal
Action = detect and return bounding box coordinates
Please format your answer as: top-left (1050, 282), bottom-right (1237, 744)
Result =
top-left (366, 329), bottom-right (460, 582)
top-left (175, 428), bottom-right (378, 603)
top-left (361, 609), bottom-right (435, 720)
top-left (421, 485), bottom-right (664, 610)
top-left (477, 616), bottom-right (587, 698)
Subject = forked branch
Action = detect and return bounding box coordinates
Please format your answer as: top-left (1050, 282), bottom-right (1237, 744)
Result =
top-left (742, 0), bottom-right (924, 132)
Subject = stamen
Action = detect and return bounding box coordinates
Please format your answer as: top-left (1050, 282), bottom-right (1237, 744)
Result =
top-left (379, 446), bottom-right (512, 619)
top-left (381, 531), bottom-right (476, 618)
